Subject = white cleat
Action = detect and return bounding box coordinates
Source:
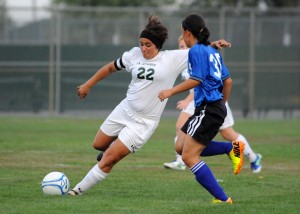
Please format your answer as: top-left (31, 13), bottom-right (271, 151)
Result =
top-left (67, 189), bottom-right (83, 196)
top-left (163, 161), bottom-right (186, 171)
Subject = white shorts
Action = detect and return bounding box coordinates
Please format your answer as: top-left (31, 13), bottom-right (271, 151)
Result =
top-left (182, 100), bottom-right (195, 115)
top-left (219, 102), bottom-right (235, 130)
top-left (100, 99), bottom-right (159, 153)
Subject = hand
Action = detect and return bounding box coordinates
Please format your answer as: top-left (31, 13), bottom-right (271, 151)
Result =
top-left (176, 100), bottom-right (189, 110)
top-left (213, 39), bottom-right (232, 49)
top-left (158, 89), bottom-right (172, 102)
top-left (76, 83), bottom-right (90, 99)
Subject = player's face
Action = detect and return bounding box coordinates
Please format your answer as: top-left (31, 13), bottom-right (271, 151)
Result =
top-left (178, 39), bottom-right (188, 50)
top-left (139, 38), bottom-right (159, 59)
top-left (181, 27), bottom-right (192, 48)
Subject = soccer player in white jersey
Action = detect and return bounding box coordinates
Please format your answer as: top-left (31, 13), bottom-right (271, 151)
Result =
top-left (163, 36), bottom-right (262, 173)
top-left (68, 15), bottom-right (231, 196)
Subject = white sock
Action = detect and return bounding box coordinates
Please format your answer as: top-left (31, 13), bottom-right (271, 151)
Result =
top-left (175, 152), bottom-right (181, 161)
top-left (235, 134), bottom-right (257, 162)
top-left (174, 136), bottom-right (180, 160)
top-left (73, 164), bottom-right (108, 193)
top-left (176, 155), bottom-right (185, 165)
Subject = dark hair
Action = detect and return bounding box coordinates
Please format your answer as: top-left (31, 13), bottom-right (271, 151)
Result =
top-left (140, 15), bottom-right (168, 49)
top-left (182, 14), bottom-right (210, 46)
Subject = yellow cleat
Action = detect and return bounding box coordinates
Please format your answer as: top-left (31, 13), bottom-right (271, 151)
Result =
top-left (212, 197), bottom-right (233, 204)
top-left (228, 141), bottom-right (245, 175)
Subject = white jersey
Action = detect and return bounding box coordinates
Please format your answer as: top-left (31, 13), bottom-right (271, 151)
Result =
top-left (181, 68), bottom-right (190, 81)
top-left (181, 69), bottom-right (194, 93)
top-left (115, 47), bottom-right (188, 119)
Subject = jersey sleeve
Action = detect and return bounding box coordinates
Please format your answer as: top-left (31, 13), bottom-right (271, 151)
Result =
top-left (188, 47), bottom-right (205, 83)
top-left (114, 47), bottom-right (139, 71)
top-left (169, 49), bottom-right (189, 76)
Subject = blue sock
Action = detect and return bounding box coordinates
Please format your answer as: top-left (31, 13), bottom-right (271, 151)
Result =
top-left (191, 160), bottom-right (229, 201)
top-left (201, 141), bottom-right (232, 156)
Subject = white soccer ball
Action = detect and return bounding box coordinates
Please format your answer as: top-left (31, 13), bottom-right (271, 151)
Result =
top-left (41, 171), bottom-right (70, 195)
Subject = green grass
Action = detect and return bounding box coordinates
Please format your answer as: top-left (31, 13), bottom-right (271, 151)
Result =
top-left (0, 116), bottom-right (299, 214)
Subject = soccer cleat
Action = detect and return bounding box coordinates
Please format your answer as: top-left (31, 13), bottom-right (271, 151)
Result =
top-left (212, 197), bottom-right (233, 204)
top-left (251, 154), bottom-right (262, 173)
top-left (163, 160), bottom-right (186, 171)
top-left (67, 189), bottom-right (83, 196)
top-left (228, 141), bottom-right (245, 175)
top-left (96, 152), bottom-right (104, 161)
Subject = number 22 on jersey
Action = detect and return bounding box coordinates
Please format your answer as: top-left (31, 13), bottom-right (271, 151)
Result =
top-left (137, 67), bottom-right (155, 81)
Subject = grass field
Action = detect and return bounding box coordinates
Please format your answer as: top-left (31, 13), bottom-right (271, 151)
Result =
top-left (0, 116), bottom-right (299, 214)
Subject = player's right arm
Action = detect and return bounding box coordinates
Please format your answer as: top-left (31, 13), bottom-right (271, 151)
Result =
top-left (77, 61), bottom-right (118, 99)
top-left (158, 79), bottom-right (199, 102)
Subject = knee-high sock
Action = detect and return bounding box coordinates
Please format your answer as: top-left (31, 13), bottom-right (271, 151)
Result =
top-left (191, 160), bottom-right (229, 201)
top-left (73, 164), bottom-right (108, 193)
top-left (201, 141), bottom-right (232, 156)
top-left (235, 134), bottom-right (257, 162)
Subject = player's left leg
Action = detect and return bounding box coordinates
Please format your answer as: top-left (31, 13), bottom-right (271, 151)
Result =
top-left (163, 135), bottom-right (186, 170)
top-left (172, 129), bottom-right (245, 175)
top-left (163, 111), bottom-right (190, 170)
top-left (200, 140), bottom-right (244, 175)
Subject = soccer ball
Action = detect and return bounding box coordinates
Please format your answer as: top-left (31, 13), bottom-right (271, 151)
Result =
top-left (41, 171), bottom-right (70, 195)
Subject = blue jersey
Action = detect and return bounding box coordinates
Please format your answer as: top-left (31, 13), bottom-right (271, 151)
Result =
top-left (188, 43), bottom-right (230, 107)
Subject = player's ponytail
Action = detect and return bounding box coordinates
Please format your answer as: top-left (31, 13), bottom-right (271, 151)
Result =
top-left (197, 26), bottom-right (210, 45)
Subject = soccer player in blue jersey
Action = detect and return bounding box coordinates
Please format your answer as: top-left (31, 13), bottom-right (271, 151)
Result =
top-left (159, 14), bottom-right (235, 204)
